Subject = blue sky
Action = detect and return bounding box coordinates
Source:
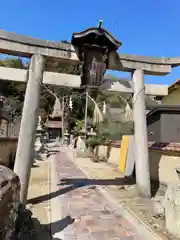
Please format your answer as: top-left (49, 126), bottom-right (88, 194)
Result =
top-left (1, 0), bottom-right (180, 86)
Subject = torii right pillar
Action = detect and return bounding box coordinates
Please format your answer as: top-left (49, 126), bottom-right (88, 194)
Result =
top-left (132, 69), bottom-right (151, 198)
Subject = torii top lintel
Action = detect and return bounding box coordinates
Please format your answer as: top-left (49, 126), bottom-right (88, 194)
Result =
top-left (1, 28), bottom-right (180, 75)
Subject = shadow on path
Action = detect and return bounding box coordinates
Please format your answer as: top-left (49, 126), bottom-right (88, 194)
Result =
top-left (16, 211), bottom-right (74, 240)
top-left (28, 177), bottom-right (135, 205)
top-left (47, 149), bottom-right (60, 158)
top-left (48, 215), bottom-right (74, 238)
top-left (33, 215), bottom-right (74, 240)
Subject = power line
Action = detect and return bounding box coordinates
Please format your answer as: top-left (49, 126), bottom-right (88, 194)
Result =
top-left (112, 9), bottom-right (120, 30)
top-left (112, 0), bottom-right (120, 30)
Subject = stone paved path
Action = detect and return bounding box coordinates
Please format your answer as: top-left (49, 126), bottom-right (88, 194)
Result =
top-left (53, 151), bottom-right (141, 240)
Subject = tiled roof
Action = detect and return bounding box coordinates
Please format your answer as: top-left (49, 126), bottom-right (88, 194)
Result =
top-left (45, 121), bottom-right (62, 129)
top-left (148, 142), bottom-right (180, 153)
top-left (146, 105), bottom-right (180, 118)
top-left (107, 140), bottom-right (180, 153)
top-left (50, 98), bottom-right (63, 118)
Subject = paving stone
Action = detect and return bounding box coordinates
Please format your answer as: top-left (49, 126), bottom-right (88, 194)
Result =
top-left (54, 151), bottom-right (140, 240)
top-left (63, 234), bottom-right (77, 240)
top-left (76, 233), bottom-right (92, 240)
top-left (119, 237), bottom-right (136, 240)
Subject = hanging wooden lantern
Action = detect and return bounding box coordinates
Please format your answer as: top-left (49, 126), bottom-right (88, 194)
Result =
top-left (71, 25), bottom-right (121, 88)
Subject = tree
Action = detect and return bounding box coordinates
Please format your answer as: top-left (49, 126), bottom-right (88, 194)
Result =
top-left (45, 60), bottom-right (80, 75)
top-left (0, 56), bottom-right (133, 133)
top-left (0, 58), bottom-right (26, 118)
top-left (0, 55), bottom-right (81, 119)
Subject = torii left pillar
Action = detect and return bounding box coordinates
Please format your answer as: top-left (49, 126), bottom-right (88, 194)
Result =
top-left (14, 54), bottom-right (44, 204)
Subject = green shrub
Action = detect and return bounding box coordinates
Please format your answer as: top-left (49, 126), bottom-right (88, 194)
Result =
top-left (86, 136), bottom-right (104, 150)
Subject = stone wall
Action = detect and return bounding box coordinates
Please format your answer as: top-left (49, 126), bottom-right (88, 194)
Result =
top-left (148, 142), bottom-right (180, 184)
top-left (98, 141), bottom-right (121, 166)
top-left (0, 165), bottom-right (20, 239)
top-left (98, 141), bottom-right (180, 185)
top-left (0, 137), bottom-right (18, 168)
top-left (149, 149), bottom-right (180, 185)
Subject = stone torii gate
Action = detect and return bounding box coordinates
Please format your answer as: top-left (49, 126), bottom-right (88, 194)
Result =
top-left (0, 26), bottom-right (179, 204)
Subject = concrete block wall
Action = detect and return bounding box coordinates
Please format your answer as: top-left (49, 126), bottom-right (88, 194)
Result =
top-left (149, 150), bottom-right (180, 184)
top-left (98, 141), bottom-right (180, 185)
top-left (98, 142), bottom-right (121, 166)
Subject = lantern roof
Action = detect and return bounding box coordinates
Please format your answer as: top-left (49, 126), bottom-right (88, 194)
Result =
top-left (71, 27), bottom-right (121, 53)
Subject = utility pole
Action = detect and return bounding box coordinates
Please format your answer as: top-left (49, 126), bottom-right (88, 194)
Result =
top-left (84, 89), bottom-right (88, 136)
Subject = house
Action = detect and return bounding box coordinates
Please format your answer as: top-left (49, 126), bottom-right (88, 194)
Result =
top-left (45, 98), bottom-right (66, 139)
top-left (147, 80), bottom-right (180, 142)
top-left (146, 105), bottom-right (180, 142)
top-left (155, 79), bottom-right (180, 105)
top-left (45, 117), bottom-right (62, 139)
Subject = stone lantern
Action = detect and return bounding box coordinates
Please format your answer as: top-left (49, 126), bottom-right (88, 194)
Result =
top-left (64, 130), bottom-right (70, 146)
top-left (87, 128), bottom-right (97, 137)
top-left (0, 96), bottom-right (6, 128)
top-left (35, 116), bottom-right (44, 152)
top-left (71, 24), bottom-right (121, 89)
top-left (0, 96), bottom-right (5, 109)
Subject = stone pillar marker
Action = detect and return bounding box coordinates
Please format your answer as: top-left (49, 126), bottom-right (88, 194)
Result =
top-left (132, 69), bottom-right (151, 198)
top-left (14, 54), bottom-right (44, 204)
